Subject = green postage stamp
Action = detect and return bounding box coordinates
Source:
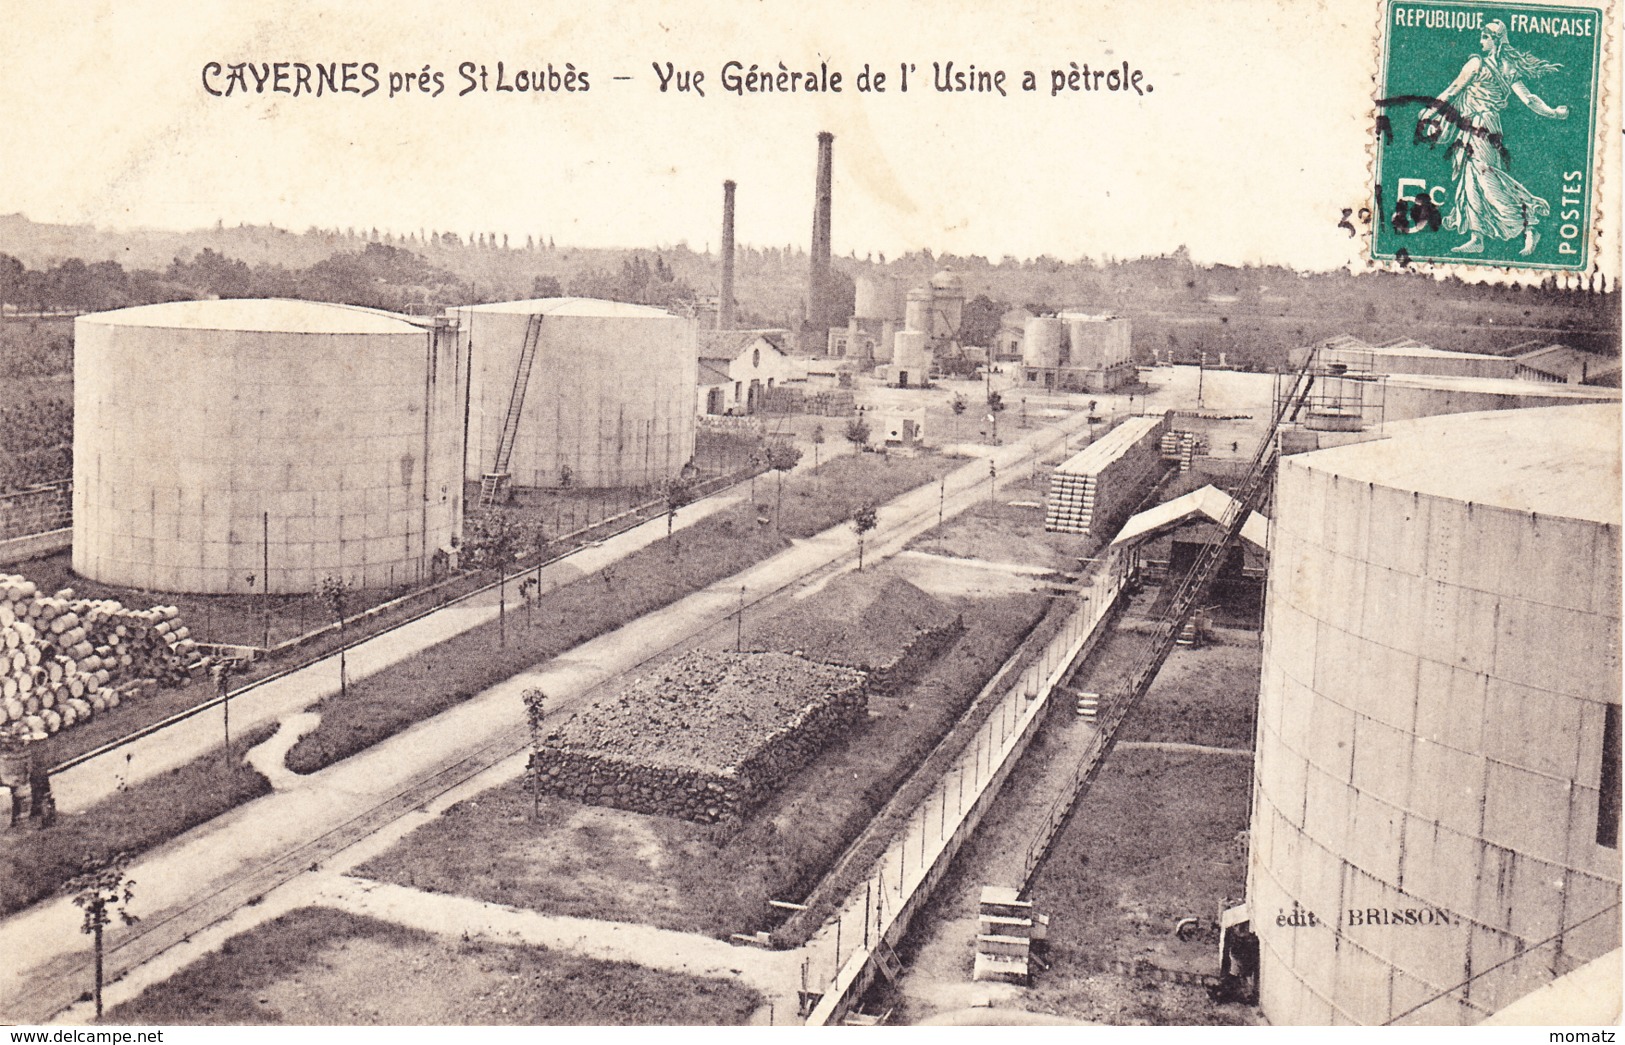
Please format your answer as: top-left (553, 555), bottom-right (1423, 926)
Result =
top-left (1372, 0), bottom-right (1604, 270)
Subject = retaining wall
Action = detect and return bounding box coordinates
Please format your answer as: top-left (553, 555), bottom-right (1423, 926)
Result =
top-left (0, 481), bottom-right (71, 542)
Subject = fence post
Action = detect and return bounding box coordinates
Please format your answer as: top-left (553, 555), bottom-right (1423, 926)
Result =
top-left (835, 912), bottom-right (842, 984)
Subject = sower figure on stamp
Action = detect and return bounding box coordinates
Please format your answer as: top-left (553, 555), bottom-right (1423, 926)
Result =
top-left (1425, 20), bottom-right (1568, 256)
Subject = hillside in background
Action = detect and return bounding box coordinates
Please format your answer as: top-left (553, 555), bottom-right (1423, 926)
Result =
top-left (0, 213), bottom-right (1617, 364)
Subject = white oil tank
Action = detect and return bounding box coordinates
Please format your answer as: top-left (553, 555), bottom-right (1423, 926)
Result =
top-left (1023, 317), bottom-right (1065, 370)
top-left (451, 299), bottom-right (698, 489)
top-left (892, 329), bottom-right (931, 382)
top-left (73, 299), bottom-right (463, 594)
top-left (1249, 404), bottom-right (1622, 1025)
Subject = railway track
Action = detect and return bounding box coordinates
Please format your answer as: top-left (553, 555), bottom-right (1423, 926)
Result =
top-left (8, 724), bottom-right (531, 1025)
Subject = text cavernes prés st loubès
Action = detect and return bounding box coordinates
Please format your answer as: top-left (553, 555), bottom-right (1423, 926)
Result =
top-left (199, 59), bottom-right (1154, 100)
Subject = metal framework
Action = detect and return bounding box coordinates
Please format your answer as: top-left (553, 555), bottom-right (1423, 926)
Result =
top-left (1019, 347), bottom-right (1321, 888)
top-left (480, 313), bottom-right (544, 506)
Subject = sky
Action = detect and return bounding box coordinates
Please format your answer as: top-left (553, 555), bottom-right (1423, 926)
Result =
top-left (1, 0), bottom-right (1618, 275)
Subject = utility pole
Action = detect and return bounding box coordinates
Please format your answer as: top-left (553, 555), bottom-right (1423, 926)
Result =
top-left (262, 511), bottom-right (271, 649)
top-left (212, 660), bottom-right (235, 767)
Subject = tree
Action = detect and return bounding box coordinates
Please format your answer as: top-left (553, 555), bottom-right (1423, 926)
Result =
top-left (810, 424), bottom-right (825, 474)
top-left (67, 855), bottom-right (138, 1019)
top-left (663, 475), bottom-right (695, 538)
top-left (986, 390), bottom-right (1007, 444)
top-left (464, 509), bottom-right (524, 647)
top-left (0, 253), bottom-right (24, 321)
top-left (531, 274), bottom-right (563, 298)
top-left (844, 417), bottom-right (871, 453)
top-left (209, 657), bottom-right (242, 768)
top-left (518, 574), bottom-right (540, 630)
top-left (522, 687), bottom-right (547, 819)
top-left (764, 441), bottom-right (802, 526)
top-left (317, 575), bottom-right (353, 702)
top-left (852, 501), bottom-right (878, 571)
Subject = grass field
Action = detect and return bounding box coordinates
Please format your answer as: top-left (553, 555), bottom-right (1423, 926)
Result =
top-left (106, 905), bottom-right (763, 1025)
top-left (354, 586), bottom-right (1048, 940)
top-left (0, 723), bottom-right (275, 918)
top-left (871, 600), bottom-right (1263, 1026)
top-left (1021, 749), bottom-right (1256, 1025)
top-left (283, 451), bottom-right (957, 775)
top-left (908, 470), bottom-right (1098, 573)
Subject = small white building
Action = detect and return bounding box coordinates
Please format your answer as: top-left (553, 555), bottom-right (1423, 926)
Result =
top-left (697, 329), bottom-right (799, 415)
top-left (879, 409), bottom-right (928, 448)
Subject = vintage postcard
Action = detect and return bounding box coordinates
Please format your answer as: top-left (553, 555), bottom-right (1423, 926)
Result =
top-left (0, 0), bottom-right (1618, 1036)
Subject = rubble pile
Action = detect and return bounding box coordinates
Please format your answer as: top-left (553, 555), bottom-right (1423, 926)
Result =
top-left (745, 574), bottom-right (963, 694)
top-left (0, 573), bottom-right (202, 737)
top-left (531, 650), bottom-right (868, 823)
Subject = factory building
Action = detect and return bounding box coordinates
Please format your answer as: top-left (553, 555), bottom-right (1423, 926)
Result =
top-left (697, 330), bottom-right (798, 415)
top-left (1247, 403), bottom-right (1621, 1025)
top-left (873, 269), bottom-right (966, 386)
top-left (73, 299), bottom-right (464, 594)
top-left (1022, 312), bottom-right (1134, 392)
top-left (451, 298), bottom-right (697, 490)
top-left (1512, 344), bottom-right (1623, 386)
top-left (828, 274), bottom-right (905, 364)
top-left (1319, 336), bottom-right (1519, 381)
top-left (995, 307), bottom-right (1033, 363)
top-left (1108, 484), bottom-right (1269, 618)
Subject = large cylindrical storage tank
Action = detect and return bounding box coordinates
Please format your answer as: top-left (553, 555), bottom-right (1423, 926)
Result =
top-left (854, 275), bottom-right (905, 322)
top-left (74, 299), bottom-right (463, 594)
top-left (1060, 313), bottom-right (1132, 369)
top-left (928, 268), bottom-right (965, 345)
top-left (452, 299), bottom-right (697, 489)
top-left (1382, 375), bottom-right (1620, 423)
top-left (1023, 317), bottom-right (1064, 369)
top-left (892, 330), bottom-right (930, 375)
top-left (1248, 404), bottom-right (1622, 1025)
top-left (904, 288), bottom-right (933, 335)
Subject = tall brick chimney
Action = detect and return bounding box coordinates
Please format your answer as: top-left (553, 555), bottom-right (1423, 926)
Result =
top-left (808, 131), bottom-right (834, 347)
top-left (719, 180), bottom-right (736, 331)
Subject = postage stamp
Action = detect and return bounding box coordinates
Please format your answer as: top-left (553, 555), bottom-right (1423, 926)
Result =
top-left (1372, 0), bottom-right (1605, 271)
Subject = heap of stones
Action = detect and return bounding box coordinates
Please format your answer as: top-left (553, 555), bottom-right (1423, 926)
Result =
top-left (744, 574), bottom-right (963, 695)
top-left (531, 650), bottom-right (868, 823)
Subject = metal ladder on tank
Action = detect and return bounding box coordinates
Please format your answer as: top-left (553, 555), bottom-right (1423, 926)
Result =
top-left (1019, 346), bottom-right (1321, 888)
top-left (480, 313), bottom-right (544, 506)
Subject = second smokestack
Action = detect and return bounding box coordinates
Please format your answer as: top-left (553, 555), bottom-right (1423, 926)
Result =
top-left (719, 180), bottom-right (736, 330)
top-left (808, 131), bottom-right (834, 346)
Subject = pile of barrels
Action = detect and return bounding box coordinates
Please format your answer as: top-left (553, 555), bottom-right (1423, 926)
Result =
top-left (0, 572), bottom-right (202, 738)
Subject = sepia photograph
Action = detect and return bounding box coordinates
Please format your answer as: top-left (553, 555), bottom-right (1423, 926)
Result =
top-left (0, 0), bottom-right (1618, 1032)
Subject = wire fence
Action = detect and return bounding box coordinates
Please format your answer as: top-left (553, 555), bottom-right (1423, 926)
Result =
top-left (802, 566), bottom-right (1122, 1022)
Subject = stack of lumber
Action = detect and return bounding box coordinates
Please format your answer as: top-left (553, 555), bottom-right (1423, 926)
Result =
top-left (0, 573), bottom-right (200, 737)
top-left (1044, 414), bottom-right (1169, 536)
